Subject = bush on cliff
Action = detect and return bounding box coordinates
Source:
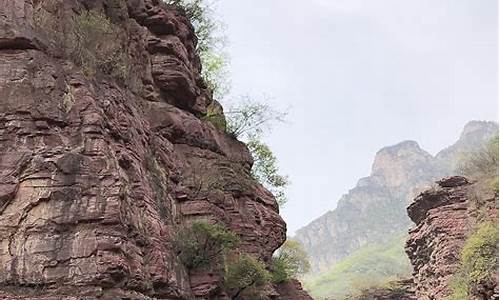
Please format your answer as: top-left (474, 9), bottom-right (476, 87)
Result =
top-left (458, 135), bottom-right (499, 191)
top-left (164, 1), bottom-right (289, 207)
top-left (34, 5), bottom-right (129, 81)
top-left (247, 137), bottom-right (289, 206)
top-left (165, 0), bottom-right (229, 99)
top-left (449, 222), bottom-right (499, 299)
top-left (224, 253), bottom-right (271, 299)
top-left (271, 239), bottom-right (311, 283)
top-left (174, 221), bottom-right (239, 270)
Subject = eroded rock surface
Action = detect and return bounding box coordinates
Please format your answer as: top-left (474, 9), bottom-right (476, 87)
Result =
top-left (406, 176), bottom-right (499, 300)
top-left (0, 0), bottom-right (305, 299)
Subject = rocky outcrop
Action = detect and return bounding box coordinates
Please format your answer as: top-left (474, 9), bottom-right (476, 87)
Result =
top-left (295, 122), bottom-right (498, 273)
top-left (406, 176), bottom-right (498, 299)
top-left (0, 0), bottom-right (307, 299)
top-left (274, 279), bottom-right (313, 300)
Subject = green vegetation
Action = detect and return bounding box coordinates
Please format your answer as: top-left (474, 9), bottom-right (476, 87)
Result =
top-left (247, 137), bottom-right (289, 206)
top-left (448, 222), bottom-right (499, 299)
top-left (145, 154), bottom-right (170, 221)
top-left (271, 239), bottom-right (311, 283)
top-left (224, 253), bottom-right (271, 299)
top-left (71, 10), bottom-right (129, 79)
top-left (164, 1), bottom-right (289, 207)
top-left (458, 135), bottom-right (499, 191)
top-left (165, 0), bottom-right (229, 99)
top-left (174, 221), bottom-right (239, 270)
top-left (224, 97), bottom-right (287, 139)
top-left (174, 222), bottom-right (274, 299)
top-left (303, 234), bottom-right (412, 300)
top-left (34, 5), bottom-right (129, 81)
top-left (203, 101), bottom-right (227, 131)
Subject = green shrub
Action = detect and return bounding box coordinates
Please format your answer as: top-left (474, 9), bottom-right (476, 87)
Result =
top-left (70, 10), bottom-right (129, 80)
top-left (203, 101), bottom-right (227, 131)
top-left (271, 239), bottom-right (311, 283)
top-left (448, 222), bottom-right (499, 299)
top-left (225, 97), bottom-right (287, 138)
top-left (458, 135), bottom-right (499, 191)
top-left (34, 5), bottom-right (129, 81)
top-left (247, 137), bottom-right (289, 206)
top-left (174, 222), bottom-right (239, 271)
top-left (164, 0), bottom-right (229, 99)
top-left (224, 253), bottom-right (271, 299)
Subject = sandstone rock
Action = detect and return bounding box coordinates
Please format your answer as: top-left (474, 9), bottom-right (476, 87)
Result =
top-left (0, 0), bottom-right (306, 299)
top-left (274, 279), bottom-right (314, 300)
top-left (406, 176), bottom-right (498, 299)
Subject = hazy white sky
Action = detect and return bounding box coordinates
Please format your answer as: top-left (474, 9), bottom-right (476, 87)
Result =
top-left (215, 0), bottom-right (498, 234)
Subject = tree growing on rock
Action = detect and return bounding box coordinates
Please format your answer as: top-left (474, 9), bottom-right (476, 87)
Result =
top-left (224, 253), bottom-right (271, 299)
top-left (174, 221), bottom-right (239, 271)
top-left (164, 0), bottom-right (229, 99)
top-left (271, 239), bottom-right (311, 283)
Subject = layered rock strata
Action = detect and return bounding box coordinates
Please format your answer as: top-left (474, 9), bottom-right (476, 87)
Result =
top-left (406, 176), bottom-right (498, 299)
top-left (0, 0), bottom-right (307, 299)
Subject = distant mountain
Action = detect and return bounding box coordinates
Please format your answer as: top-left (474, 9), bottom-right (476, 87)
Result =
top-left (436, 120), bottom-right (499, 171)
top-left (297, 121), bottom-right (498, 299)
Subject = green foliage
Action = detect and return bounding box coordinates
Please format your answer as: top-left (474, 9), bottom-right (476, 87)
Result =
top-left (223, 97), bottom-right (289, 206)
top-left (448, 222), bottom-right (499, 299)
top-left (71, 10), bottom-right (129, 80)
top-left (271, 239), bottom-right (311, 283)
top-left (225, 97), bottom-right (287, 138)
top-left (174, 222), bottom-right (239, 271)
top-left (202, 101), bottom-right (227, 131)
top-left (145, 154), bottom-right (170, 221)
top-left (247, 137), bottom-right (289, 206)
top-left (458, 135), bottom-right (499, 191)
top-left (165, 0), bottom-right (229, 98)
top-left (224, 253), bottom-right (271, 299)
top-left (33, 5), bottom-right (129, 81)
top-left (303, 234), bottom-right (412, 300)
top-left (164, 1), bottom-right (288, 207)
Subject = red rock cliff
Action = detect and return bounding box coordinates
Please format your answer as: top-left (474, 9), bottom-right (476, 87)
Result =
top-left (406, 176), bottom-right (498, 300)
top-left (0, 0), bottom-right (310, 299)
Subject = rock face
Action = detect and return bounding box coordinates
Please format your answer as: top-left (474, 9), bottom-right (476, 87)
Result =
top-left (0, 1), bottom-right (309, 299)
top-left (295, 122), bottom-right (498, 272)
top-left (406, 176), bottom-right (499, 299)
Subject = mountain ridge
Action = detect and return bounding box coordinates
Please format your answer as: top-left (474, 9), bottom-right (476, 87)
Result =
top-left (295, 121), bottom-right (498, 274)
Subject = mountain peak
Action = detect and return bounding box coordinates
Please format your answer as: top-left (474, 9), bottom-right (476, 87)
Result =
top-left (460, 120), bottom-right (498, 140)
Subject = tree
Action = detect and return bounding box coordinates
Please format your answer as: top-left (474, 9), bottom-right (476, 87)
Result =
top-left (247, 137), bottom-right (289, 206)
top-left (271, 239), bottom-right (311, 283)
top-left (174, 221), bottom-right (239, 271)
top-left (225, 96), bottom-right (287, 139)
top-left (164, 1), bottom-right (289, 207)
top-left (223, 97), bottom-right (289, 206)
top-left (224, 253), bottom-right (271, 299)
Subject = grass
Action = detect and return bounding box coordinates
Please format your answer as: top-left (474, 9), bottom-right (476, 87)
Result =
top-left (448, 222), bottom-right (498, 299)
top-left (303, 233), bottom-right (411, 300)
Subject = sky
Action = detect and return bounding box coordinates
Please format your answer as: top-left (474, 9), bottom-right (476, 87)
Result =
top-left (215, 0), bottom-right (499, 234)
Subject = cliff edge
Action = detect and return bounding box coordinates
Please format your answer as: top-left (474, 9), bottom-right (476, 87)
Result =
top-left (0, 0), bottom-right (310, 299)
